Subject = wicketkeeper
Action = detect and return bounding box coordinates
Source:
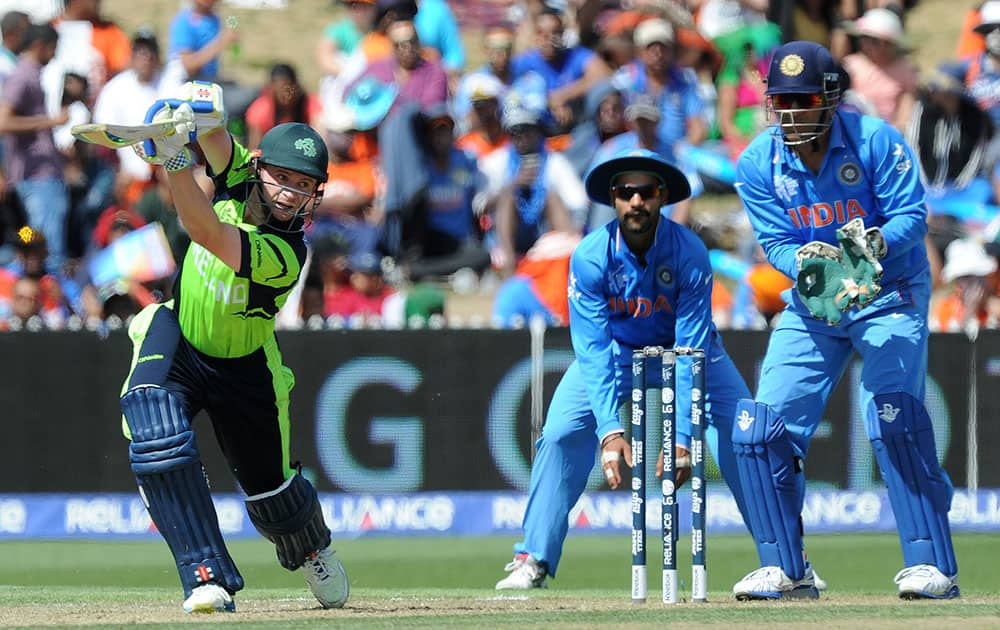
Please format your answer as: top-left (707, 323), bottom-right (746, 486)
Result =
top-left (118, 81), bottom-right (349, 613)
top-left (731, 41), bottom-right (959, 600)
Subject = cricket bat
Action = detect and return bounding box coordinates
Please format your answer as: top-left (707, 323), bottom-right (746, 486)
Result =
top-left (71, 120), bottom-right (180, 149)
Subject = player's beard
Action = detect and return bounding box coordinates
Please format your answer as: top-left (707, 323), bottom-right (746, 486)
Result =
top-left (621, 208), bottom-right (657, 235)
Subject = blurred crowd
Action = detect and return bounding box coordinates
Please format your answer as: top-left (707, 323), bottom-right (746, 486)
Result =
top-left (4, 0), bottom-right (1000, 334)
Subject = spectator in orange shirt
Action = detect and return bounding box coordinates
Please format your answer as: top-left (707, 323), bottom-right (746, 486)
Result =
top-left (956, 3), bottom-right (987, 59)
top-left (359, 0), bottom-right (417, 64)
top-left (456, 74), bottom-right (509, 159)
top-left (245, 63), bottom-right (323, 149)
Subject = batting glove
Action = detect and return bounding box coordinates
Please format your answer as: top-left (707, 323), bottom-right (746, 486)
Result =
top-left (836, 218), bottom-right (885, 308)
top-left (171, 80), bottom-right (227, 134)
top-left (133, 101), bottom-right (196, 166)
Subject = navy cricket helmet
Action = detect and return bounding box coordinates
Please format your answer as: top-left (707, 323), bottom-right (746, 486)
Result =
top-left (765, 41), bottom-right (841, 145)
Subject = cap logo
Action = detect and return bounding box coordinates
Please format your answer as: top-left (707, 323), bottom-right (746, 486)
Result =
top-left (294, 137), bottom-right (318, 158)
top-left (779, 54), bottom-right (805, 77)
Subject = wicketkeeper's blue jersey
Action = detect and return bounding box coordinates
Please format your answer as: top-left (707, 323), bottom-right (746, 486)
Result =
top-left (736, 110), bottom-right (929, 304)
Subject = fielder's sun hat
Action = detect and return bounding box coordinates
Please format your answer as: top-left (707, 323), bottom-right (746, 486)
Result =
top-left (765, 40), bottom-right (838, 95)
top-left (585, 148), bottom-right (691, 206)
top-left (975, 1), bottom-right (1000, 33)
top-left (258, 122), bottom-right (329, 182)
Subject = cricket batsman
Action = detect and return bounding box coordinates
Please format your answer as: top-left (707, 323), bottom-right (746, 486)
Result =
top-left (730, 41), bottom-right (959, 600)
top-left (495, 149), bottom-right (762, 589)
top-left (118, 82), bottom-right (349, 612)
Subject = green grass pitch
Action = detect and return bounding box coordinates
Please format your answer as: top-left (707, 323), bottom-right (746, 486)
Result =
top-left (0, 533), bottom-right (998, 627)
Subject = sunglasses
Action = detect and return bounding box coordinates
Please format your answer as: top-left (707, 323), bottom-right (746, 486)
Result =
top-left (771, 93), bottom-right (825, 109)
top-left (611, 183), bottom-right (662, 201)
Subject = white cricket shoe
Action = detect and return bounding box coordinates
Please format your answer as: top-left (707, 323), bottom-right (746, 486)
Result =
top-left (303, 546), bottom-right (350, 608)
top-left (733, 566), bottom-right (820, 600)
top-left (182, 583), bottom-right (235, 613)
top-left (894, 564), bottom-right (960, 599)
top-left (805, 563), bottom-right (827, 591)
top-left (495, 553), bottom-right (547, 590)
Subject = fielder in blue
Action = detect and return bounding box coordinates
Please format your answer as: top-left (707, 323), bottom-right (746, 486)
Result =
top-left (495, 148), bottom-right (754, 589)
top-left (731, 41), bottom-right (959, 601)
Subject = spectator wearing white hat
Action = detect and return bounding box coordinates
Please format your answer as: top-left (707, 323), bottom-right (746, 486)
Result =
top-left (454, 71), bottom-right (509, 156)
top-left (612, 18), bottom-right (708, 164)
top-left (931, 237), bottom-right (1000, 332)
top-left (841, 7), bottom-right (919, 131)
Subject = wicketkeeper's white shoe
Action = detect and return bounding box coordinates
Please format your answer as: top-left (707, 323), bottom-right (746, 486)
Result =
top-left (182, 583), bottom-right (235, 613)
top-left (805, 562), bottom-right (827, 591)
top-left (303, 546), bottom-right (350, 608)
top-left (495, 553), bottom-right (547, 590)
top-left (733, 566), bottom-right (820, 600)
top-left (894, 564), bottom-right (960, 599)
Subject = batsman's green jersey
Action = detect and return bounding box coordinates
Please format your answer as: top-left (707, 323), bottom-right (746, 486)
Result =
top-left (175, 141), bottom-right (306, 358)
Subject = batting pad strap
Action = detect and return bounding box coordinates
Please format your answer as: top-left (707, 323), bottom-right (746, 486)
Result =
top-left (869, 392), bottom-right (957, 576)
top-left (246, 473), bottom-right (331, 571)
top-left (732, 399), bottom-right (806, 580)
top-left (129, 431), bottom-right (198, 475)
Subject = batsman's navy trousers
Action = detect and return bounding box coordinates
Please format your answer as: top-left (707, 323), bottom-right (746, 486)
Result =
top-left (121, 302), bottom-right (296, 495)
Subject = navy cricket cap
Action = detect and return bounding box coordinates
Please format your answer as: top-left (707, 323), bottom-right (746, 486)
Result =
top-left (765, 41), bottom-right (838, 95)
top-left (585, 148), bottom-right (691, 207)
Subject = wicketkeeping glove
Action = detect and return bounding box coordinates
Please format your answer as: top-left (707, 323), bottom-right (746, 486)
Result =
top-left (836, 218), bottom-right (886, 308)
top-left (795, 241), bottom-right (857, 325)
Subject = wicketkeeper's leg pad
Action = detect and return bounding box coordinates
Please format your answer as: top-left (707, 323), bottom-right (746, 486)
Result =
top-left (245, 472), bottom-right (332, 571)
top-left (732, 399), bottom-right (806, 580)
top-left (122, 385), bottom-right (244, 597)
top-left (868, 392), bottom-right (957, 576)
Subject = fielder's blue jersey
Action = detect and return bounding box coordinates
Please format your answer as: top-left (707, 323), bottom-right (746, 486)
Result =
top-left (568, 216), bottom-right (720, 442)
top-left (736, 110), bottom-right (928, 305)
